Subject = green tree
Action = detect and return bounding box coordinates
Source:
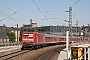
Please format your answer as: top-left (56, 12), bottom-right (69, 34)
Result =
top-left (9, 32), bottom-right (15, 43)
top-left (19, 26), bottom-right (24, 42)
top-left (4, 26), bottom-right (15, 43)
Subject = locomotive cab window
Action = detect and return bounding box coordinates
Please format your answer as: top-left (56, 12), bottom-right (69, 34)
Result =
top-left (23, 34), bottom-right (28, 36)
top-left (23, 34), bottom-right (28, 38)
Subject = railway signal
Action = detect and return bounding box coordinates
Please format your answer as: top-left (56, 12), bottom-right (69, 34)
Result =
top-left (72, 47), bottom-right (83, 59)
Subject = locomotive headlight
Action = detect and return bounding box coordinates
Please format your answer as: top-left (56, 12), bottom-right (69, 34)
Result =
top-left (29, 39), bottom-right (33, 41)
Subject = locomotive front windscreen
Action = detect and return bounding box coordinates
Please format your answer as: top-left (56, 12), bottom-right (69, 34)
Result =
top-left (22, 33), bottom-right (34, 42)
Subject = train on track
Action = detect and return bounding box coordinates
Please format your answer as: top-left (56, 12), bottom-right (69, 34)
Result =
top-left (21, 32), bottom-right (90, 49)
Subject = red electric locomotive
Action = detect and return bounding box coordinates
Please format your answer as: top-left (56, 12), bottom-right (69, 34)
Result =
top-left (22, 32), bottom-right (44, 46)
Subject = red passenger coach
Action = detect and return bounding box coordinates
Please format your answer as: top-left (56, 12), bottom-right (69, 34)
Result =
top-left (44, 35), bottom-right (58, 43)
top-left (57, 36), bottom-right (66, 43)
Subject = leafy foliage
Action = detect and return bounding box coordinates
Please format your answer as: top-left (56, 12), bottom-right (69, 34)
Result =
top-left (4, 26), bottom-right (15, 43)
top-left (8, 32), bottom-right (15, 43)
top-left (19, 26), bottom-right (24, 42)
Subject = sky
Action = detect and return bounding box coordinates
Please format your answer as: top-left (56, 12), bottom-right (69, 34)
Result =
top-left (0, 0), bottom-right (90, 27)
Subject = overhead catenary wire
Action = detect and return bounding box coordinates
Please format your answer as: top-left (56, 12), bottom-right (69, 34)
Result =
top-left (39, 0), bottom-right (47, 12)
top-left (46, 12), bottom-right (67, 21)
top-left (72, 11), bottom-right (78, 21)
top-left (72, 11), bottom-right (87, 36)
top-left (39, 0), bottom-right (59, 24)
top-left (0, 4), bottom-right (33, 25)
top-left (39, 0), bottom-right (57, 25)
top-left (1, 12), bottom-right (17, 20)
top-left (32, 0), bottom-right (57, 25)
top-left (71, 0), bottom-right (80, 7)
top-left (71, 0), bottom-right (86, 27)
top-left (0, 11), bottom-right (25, 23)
top-left (32, 0), bottom-right (47, 20)
top-left (0, 3), bottom-right (45, 24)
top-left (0, 4), bottom-right (30, 20)
top-left (72, 11), bottom-right (83, 26)
top-left (71, 0), bottom-right (85, 26)
top-left (0, 12), bottom-right (7, 18)
top-left (39, 0), bottom-right (68, 22)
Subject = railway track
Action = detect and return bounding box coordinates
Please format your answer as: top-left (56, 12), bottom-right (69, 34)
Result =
top-left (33, 46), bottom-right (65, 60)
top-left (0, 50), bottom-right (30, 60)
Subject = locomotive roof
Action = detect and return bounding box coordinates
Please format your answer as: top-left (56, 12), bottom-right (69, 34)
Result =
top-left (23, 32), bottom-right (37, 33)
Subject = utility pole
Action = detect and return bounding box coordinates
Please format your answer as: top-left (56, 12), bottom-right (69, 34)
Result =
top-left (69, 7), bottom-right (72, 39)
top-left (65, 7), bottom-right (72, 42)
top-left (66, 7), bottom-right (72, 49)
top-left (17, 23), bottom-right (18, 44)
top-left (68, 7), bottom-right (72, 60)
top-left (65, 7), bottom-right (72, 60)
top-left (76, 21), bottom-right (78, 43)
top-left (83, 25), bottom-right (84, 41)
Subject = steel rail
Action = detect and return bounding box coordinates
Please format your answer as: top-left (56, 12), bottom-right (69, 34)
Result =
top-left (0, 50), bottom-right (30, 60)
top-left (33, 46), bottom-right (65, 60)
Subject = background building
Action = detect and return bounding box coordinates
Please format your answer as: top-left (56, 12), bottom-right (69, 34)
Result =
top-left (0, 26), bottom-right (7, 43)
top-left (40, 25), bottom-right (81, 36)
top-left (11, 27), bottom-right (20, 43)
top-left (81, 25), bottom-right (90, 37)
top-left (23, 19), bottom-right (37, 31)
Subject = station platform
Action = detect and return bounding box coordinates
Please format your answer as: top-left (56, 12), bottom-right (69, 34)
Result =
top-left (0, 45), bottom-right (22, 56)
top-left (58, 48), bottom-right (67, 60)
top-left (0, 45), bottom-right (22, 52)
